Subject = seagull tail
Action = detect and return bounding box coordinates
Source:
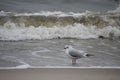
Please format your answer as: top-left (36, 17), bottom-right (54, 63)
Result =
top-left (86, 54), bottom-right (94, 57)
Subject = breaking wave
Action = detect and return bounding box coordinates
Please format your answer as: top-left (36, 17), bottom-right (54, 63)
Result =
top-left (0, 9), bottom-right (120, 41)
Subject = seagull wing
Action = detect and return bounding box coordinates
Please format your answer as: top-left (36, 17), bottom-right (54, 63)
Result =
top-left (69, 49), bottom-right (84, 58)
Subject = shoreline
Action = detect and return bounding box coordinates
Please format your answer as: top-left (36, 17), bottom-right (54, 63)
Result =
top-left (0, 66), bottom-right (120, 70)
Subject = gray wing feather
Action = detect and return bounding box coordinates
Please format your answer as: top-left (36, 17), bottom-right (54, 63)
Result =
top-left (69, 49), bottom-right (84, 58)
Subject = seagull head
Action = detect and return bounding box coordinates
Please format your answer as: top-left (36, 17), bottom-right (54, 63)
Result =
top-left (64, 45), bottom-right (73, 50)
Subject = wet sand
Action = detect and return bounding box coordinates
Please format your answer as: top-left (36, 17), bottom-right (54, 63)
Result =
top-left (0, 68), bottom-right (120, 80)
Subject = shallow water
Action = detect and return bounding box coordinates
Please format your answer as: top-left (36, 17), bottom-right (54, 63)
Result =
top-left (0, 39), bottom-right (120, 69)
top-left (0, 0), bottom-right (120, 69)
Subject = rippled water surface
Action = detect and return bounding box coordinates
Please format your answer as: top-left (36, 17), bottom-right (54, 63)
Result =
top-left (0, 39), bottom-right (120, 69)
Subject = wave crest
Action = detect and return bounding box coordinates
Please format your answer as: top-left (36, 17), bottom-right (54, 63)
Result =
top-left (0, 22), bottom-right (120, 41)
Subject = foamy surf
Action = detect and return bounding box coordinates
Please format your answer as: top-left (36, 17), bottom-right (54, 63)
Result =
top-left (0, 10), bottom-right (94, 17)
top-left (1, 65), bottom-right (120, 69)
top-left (0, 23), bottom-right (120, 41)
top-left (0, 8), bottom-right (120, 41)
top-left (0, 64), bottom-right (30, 69)
top-left (30, 66), bottom-right (120, 69)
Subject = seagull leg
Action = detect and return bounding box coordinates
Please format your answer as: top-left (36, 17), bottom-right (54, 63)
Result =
top-left (72, 58), bottom-right (77, 65)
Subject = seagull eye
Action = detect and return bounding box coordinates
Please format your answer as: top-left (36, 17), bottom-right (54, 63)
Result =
top-left (66, 47), bottom-right (69, 48)
top-left (64, 46), bottom-right (69, 49)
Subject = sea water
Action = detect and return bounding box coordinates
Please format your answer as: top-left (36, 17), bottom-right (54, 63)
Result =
top-left (0, 1), bottom-right (120, 69)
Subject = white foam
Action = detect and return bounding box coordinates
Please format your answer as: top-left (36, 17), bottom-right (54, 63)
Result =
top-left (15, 64), bottom-right (30, 69)
top-left (0, 11), bottom-right (13, 16)
top-left (1, 65), bottom-right (120, 69)
top-left (31, 50), bottom-right (66, 61)
top-left (0, 10), bottom-right (95, 18)
top-left (14, 11), bottom-right (89, 17)
top-left (0, 23), bottom-right (120, 41)
top-left (31, 49), bottom-right (51, 57)
top-left (0, 64), bottom-right (30, 69)
top-left (30, 66), bottom-right (120, 69)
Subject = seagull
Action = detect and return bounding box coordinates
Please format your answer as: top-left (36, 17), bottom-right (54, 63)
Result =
top-left (64, 45), bottom-right (93, 65)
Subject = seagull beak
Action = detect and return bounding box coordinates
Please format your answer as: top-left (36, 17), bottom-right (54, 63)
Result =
top-left (64, 47), bottom-right (66, 49)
